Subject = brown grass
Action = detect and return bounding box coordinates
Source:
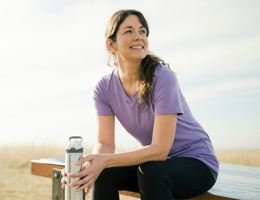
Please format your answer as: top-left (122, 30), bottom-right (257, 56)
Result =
top-left (0, 146), bottom-right (259, 200)
top-left (215, 149), bottom-right (260, 167)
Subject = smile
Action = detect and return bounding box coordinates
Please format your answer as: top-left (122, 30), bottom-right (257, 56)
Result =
top-left (130, 46), bottom-right (143, 49)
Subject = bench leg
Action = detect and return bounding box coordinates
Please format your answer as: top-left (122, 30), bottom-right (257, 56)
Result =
top-left (52, 169), bottom-right (65, 200)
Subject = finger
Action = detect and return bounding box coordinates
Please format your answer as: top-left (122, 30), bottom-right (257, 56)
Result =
top-left (61, 169), bottom-right (66, 177)
top-left (68, 170), bottom-right (86, 178)
top-left (85, 184), bottom-right (93, 196)
top-left (61, 177), bottom-right (66, 185)
top-left (61, 177), bottom-right (66, 189)
top-left (70, 174), bottom-right (91, 187)
top-left (76, 155), bottom-right (94, 166)
top-left (77, 179), bottom-right (94, 192)
top-left (83, 161), bottom-right (91, 169)
top-left (68, 167), bottom-right (93, 178)
top-left (71, 170), bottom-right (97, 188)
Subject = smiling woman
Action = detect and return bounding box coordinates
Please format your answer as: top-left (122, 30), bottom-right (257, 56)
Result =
top-left (61, 9), bottom-right (219, 200)
top-left (105, 10), bottom-right (169, 110)
top-left (107, 15), bottom-right (148, 63)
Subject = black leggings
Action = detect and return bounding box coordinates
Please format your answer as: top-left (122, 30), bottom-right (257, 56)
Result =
top-left (92, 157), bottom-right (217, 200)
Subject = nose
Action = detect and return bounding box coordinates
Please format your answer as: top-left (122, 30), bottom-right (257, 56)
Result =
top-left (133, 31), bottom-right (142, 41)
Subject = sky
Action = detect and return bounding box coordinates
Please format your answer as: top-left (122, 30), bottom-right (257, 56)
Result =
top-left (0, 0), bottom-right (260, 151)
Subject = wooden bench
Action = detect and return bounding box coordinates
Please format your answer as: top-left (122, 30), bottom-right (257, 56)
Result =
top-left (31, 157), bottom-right (260, 200)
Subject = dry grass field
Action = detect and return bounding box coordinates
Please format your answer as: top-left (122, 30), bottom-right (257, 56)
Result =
top-left (0, 145), bottom-right (259, 200)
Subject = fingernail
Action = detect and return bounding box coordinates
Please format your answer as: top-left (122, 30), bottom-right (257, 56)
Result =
top-left (76, 161), bottom-right (80, 165)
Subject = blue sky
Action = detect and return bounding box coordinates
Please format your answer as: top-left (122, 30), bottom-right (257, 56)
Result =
top-left (0, 0), bottom-right (259, 150)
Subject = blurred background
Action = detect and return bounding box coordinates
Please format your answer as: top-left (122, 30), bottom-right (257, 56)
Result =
top-left (1, 0), bottom-right (260, 151)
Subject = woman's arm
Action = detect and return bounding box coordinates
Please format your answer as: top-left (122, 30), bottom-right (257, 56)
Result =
top-left (92, 115), bottom-right (116, 154)
top-left (69, 113), bottom-right (177, 195)
top-left (61, 115), bottom-right (115, 192)
top-left (102, 113), bottom-right (177, 167)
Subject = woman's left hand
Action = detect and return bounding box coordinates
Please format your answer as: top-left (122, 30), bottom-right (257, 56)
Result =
top-left (68, 154), bottom-right (107, 196)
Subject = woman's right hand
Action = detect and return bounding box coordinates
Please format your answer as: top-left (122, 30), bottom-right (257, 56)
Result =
top-left (61, 168), bottom-right (66, 189)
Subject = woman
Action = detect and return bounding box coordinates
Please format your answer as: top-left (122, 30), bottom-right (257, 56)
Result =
top-left (62, 9), bottom-right (219, 200)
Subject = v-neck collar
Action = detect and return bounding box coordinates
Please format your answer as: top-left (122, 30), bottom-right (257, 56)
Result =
top-left (114, 69), bottom-right (138, 105)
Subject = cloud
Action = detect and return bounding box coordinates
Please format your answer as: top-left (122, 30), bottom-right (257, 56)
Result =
top-left (146, 0), bottom-right (260, 79)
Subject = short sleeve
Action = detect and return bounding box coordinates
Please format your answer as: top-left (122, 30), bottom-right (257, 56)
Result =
top-left (93, 78), bottom-right (114, 116)
top-left (153, 70), bottom-right (183, 115)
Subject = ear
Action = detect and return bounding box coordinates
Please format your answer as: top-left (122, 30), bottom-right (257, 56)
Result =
top-left (106, 38), bottom-right (117, 53)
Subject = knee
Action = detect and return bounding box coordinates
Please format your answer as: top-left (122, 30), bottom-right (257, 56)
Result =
top-left (137, 161), bottom-right (164, 182)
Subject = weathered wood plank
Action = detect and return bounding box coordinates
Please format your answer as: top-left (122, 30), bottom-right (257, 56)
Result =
top-left (31, 161), bottom-right (64, 178)
top-left (188, 193), bottom-right (235, 200)
top-left (119, 190), bottom-right (140, 198)
top-left (118, 190), bottom-right (235, 200)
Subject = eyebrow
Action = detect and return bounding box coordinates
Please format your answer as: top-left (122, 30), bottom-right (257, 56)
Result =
top-left (123, 25), bottom-right (145, 30)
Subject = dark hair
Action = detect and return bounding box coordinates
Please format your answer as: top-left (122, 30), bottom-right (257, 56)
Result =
top-left (105, 9), bottom-right (169, 111)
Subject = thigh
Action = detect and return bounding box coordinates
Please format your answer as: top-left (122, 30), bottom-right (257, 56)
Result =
top-left (138, 157), bottom-right (216, 199)
top-left (167, 157), bottom-right (216, 199)
top-left (110, 165), bottom-right (140, 192)
top-left (93, 165), bottom-right (139, 200)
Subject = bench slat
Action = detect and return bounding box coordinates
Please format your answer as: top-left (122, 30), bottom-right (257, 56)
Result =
top-left (208, 163), bottom-right (260, 200)
top-left (119, 191), bottom-right (236, 199)
top-left (31, 161), bottom-right (64, 178)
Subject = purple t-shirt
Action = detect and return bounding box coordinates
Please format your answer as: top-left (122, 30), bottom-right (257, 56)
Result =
top-left (93, 64), bottom-right (219, 173)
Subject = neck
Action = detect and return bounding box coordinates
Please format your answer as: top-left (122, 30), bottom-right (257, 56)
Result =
top-left (117, 60), bottom-right (141, 84)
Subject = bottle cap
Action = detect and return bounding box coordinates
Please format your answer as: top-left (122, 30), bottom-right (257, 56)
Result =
top-left (66, 136), bottom-right (83, 153)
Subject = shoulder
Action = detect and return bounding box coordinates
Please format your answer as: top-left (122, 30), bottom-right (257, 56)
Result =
top-left (153, 64), bottom-right (178, 84)
top-left (95, 69), bottom-right (117, 90)
top-left (93, 69), bottom-right (117, 101)
top-left (154, 64), bottom-right (173, 74)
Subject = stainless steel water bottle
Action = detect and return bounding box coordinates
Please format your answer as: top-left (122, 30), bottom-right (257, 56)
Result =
top-left (65, 136), bottom-right (85, 200)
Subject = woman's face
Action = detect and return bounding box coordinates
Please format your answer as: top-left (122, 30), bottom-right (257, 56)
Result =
top-left (113, 15), bottom-right (148, 64)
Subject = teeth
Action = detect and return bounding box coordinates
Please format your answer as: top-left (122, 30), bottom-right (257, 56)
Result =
top-left (131, 46), bottom-right (142, 49)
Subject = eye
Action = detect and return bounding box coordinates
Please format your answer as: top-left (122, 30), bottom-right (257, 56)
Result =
top-left (125, 30), bottom-right (132, 34)
top-left (140, 29), bottom-right (147, 34)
